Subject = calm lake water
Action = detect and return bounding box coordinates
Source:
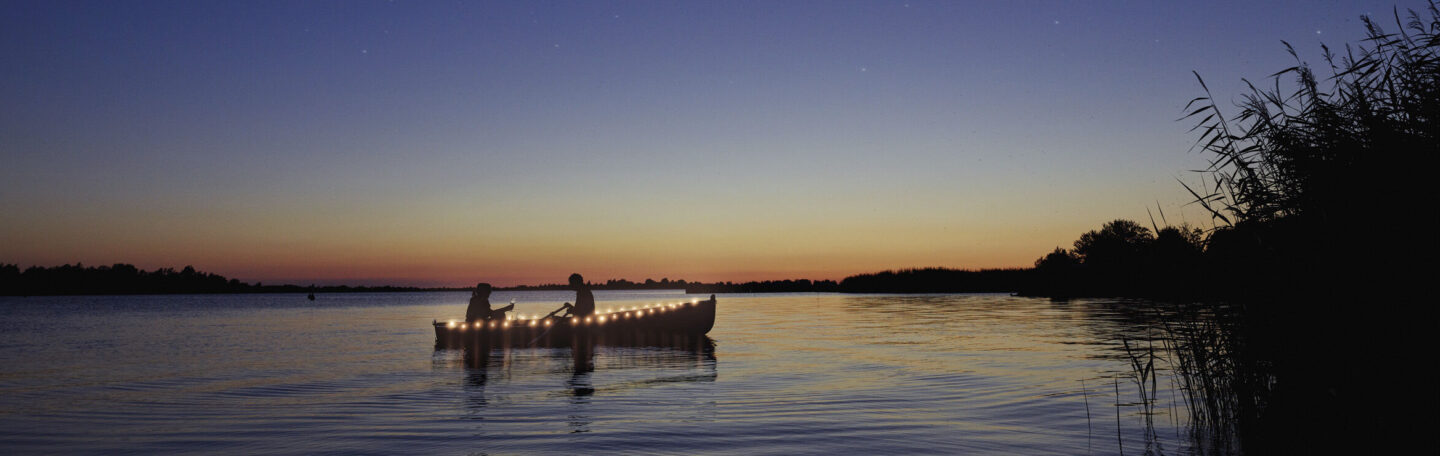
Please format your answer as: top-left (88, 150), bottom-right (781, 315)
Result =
top-left (0, 292), bottom-right (1233, 454)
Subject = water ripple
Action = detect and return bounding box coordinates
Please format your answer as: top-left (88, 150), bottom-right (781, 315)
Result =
top-left (1, 292), bottom-right (1219, 454)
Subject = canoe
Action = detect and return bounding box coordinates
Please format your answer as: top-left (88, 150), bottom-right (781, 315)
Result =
top-left (434, 294), bottom-right (717, 349)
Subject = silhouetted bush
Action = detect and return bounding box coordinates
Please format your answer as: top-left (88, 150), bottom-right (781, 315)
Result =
top-left (1022, 219), bottom-right (1206, 297)
top-left (1168, 5), bottom-right (1440, 451)
top-left (1181, 3), bottom-right (1438, 301)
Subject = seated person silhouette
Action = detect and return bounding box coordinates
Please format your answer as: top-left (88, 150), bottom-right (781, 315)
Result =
top-left (557, 273), bottom-right (595, 318)
top-left (465, 283), bottom-right (512, 322)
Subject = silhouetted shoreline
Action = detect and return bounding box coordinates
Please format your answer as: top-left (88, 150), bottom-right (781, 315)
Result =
top-left (0, 262), bottom-right (1017, 296)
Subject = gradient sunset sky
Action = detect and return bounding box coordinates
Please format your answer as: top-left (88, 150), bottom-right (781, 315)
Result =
top-left (1, 1), bottom-right (1404, 286)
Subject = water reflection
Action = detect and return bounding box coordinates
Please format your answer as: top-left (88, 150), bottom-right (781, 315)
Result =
top-left (452, 336), bottom-right (716, 371)
top-left (4, 292), bottom-right (1263, 454)
top-left (463, 365), bottom-right (491, 415)
top-left (441, 336), bottom-right (718, 435)
top-left (835, 294), bottom-right (1247, 454)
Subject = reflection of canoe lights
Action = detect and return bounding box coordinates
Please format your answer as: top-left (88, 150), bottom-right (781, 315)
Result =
top-left (446, 300), bottom-right (707, 329)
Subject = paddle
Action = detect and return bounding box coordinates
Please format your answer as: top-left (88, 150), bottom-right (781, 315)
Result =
top-left (527, 302), bottom-right (572, 346)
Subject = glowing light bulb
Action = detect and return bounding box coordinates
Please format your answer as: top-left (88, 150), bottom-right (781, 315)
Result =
top-left (598, 316), bottom-right (607, 324)
top-left (545, 320), bottom-right (553, 326)
top-left (447, 321), bottom-right (456, 328)
top-left (528, 320), bottom-right (537, 327)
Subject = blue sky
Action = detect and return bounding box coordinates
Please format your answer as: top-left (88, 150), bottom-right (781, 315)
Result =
top-left (0, 0), bottom-right (1408, 285)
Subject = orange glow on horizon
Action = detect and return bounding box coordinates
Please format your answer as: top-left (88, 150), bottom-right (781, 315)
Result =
top-left (1, 183), bottom-right (1206, 287)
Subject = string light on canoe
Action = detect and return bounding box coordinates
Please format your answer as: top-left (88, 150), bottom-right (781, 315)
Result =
top-left (528, 319), bottom-right (537, 327)
top-left (544, 319), bottom-right (553, 326)
top-left (447, 321), bottom-right (457, 328)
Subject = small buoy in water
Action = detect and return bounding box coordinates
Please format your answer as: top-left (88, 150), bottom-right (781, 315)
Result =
top-left (307, 293), bottom-right (316, 301)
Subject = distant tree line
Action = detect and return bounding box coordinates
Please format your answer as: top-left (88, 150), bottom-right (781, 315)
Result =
top-left (0, 263), bottom-right (440, 296)
top-left (685, 279), bottom-right (840, 293)
top-left (838, 268), bottom-right (1029, 293)
top-left (502, 277), bottom-right (703, 291)
top-left (0, 263), bottom-right (1034, 296)
top-left (502, 277), bottom-right (841, 293)
top-left (0, 263), bottom-right (246, 295)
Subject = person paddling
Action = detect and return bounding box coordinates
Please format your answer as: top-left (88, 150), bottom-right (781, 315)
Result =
top-left (465, 283), bottom-right (512, 322)
top-left (558, 273), bottom-right (595, 318)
